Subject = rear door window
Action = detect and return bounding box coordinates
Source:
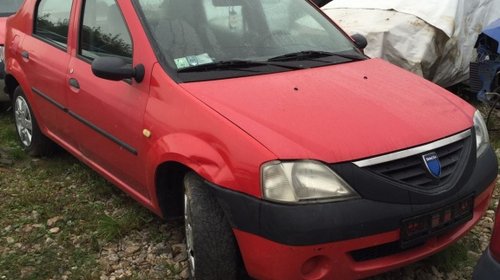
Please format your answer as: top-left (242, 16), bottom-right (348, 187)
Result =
top-left (34, 0), bottom-right (73, 49)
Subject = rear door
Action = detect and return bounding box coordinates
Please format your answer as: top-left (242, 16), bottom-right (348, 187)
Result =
top-left (66, 0), bottom-right (150, 198)
top-left (19, 0), bottom-right (75, 142)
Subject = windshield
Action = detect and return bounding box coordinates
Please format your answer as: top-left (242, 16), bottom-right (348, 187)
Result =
top-left (135, 0), bottom-right (362, 81)
top-left (0, 0), bottom-right (24, 17)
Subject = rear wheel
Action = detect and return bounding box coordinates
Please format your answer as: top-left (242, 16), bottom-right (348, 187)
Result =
top-left (183, 172), bottom-right (241, 280)
top-left (13, 87), bottom-right (54, 157)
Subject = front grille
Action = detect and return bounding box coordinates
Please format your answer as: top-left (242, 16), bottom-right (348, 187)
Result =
top-left (364, 134), bottom-right (471, 192)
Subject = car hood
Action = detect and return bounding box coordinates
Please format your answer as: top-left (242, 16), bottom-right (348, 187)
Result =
top-left (0, 17), bottom-right (5, 45)
top-left (180, 58), bottom-right (474, 163)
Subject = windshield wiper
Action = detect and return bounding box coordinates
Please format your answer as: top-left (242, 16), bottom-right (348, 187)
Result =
top-left (177, 60), bottom-right (303, 73)
top-left (268, 50), bottom-right (366, 62)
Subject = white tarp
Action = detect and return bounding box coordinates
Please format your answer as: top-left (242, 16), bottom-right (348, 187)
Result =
top-left (322, 0), bottom-right (500, 87)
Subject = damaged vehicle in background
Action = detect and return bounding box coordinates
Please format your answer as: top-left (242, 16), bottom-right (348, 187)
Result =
top-left (3, 0), bottom-right (499, 279)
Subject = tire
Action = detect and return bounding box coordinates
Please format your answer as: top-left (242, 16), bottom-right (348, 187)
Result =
top-left (12, 87), bottom-right (54, 157)
top-left (183, 172), bottom-right (242, 280)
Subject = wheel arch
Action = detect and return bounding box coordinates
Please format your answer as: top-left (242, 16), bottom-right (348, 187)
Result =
top-left (155, 161), bottom-right (191, 220)
top-left (4, 73), bottom-right (20, 99)
top-left (149, 133), bottom-right (238, 220)
top-left (4, 57), bottom-right (30, 99)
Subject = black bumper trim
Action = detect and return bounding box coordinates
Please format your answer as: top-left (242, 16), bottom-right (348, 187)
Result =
top-left (209, 146), bottom-right (498, 246)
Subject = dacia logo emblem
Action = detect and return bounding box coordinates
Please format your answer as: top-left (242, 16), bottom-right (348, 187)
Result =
top-left (422, 152), bottom-right (441, 178)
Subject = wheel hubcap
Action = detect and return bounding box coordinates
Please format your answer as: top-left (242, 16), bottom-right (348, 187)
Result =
top-left (184, 194), bottom-right (196, 278)
top-left (14, 96), bottom-right (33, 147)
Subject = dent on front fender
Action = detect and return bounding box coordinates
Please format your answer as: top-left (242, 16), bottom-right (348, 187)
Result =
top-left (143, 66), bottom-right (276, 199)
top-left (142, 117), bottom-right (273, 200)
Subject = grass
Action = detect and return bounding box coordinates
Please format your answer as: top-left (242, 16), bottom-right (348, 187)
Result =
top-left (426, 240), bottom-right (476, 272)
top-left (96, 208), bottom-right (154, 242)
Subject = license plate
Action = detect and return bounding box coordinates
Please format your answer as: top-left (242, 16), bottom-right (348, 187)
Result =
top-left (400, 195), bottom-right (474, 249)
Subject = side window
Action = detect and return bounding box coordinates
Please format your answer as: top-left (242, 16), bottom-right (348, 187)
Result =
top-left (79, 0), bottom-right (133, 61)
top-left (34, 0), bottom-right (73, 49)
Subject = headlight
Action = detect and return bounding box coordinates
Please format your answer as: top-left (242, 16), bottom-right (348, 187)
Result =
top-left (261, 160), bottom-right (359, 203)
top-left (474, 110), bottom-right (489, 157)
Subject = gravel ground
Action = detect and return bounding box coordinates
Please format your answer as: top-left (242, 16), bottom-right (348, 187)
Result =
top-left (96, 223), bottom-right (190, 280)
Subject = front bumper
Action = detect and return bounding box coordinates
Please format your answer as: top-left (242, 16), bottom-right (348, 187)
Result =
top-left (209, 146), bottom-right (498, 279)
top-left (473, 248), bottom-right (500, 280)
top-left (234, 183), bottom-right (494, 280)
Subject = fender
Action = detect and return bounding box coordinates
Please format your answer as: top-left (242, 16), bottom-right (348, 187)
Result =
top-left (144, 64), bottom-right (277, 208)
top-left (145, 131), bottom-right (250, 214)
top-left (147, 132), bottom-right (235, 186)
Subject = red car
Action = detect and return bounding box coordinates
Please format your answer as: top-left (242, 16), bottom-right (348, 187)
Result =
top-left (3, 0), bottom-right (498, 279)
top-left (0, 0), bottom-right (24, 79)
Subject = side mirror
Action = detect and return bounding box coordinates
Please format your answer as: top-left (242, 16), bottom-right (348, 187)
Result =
top-left (91, 56), bottom-right (145, 83)
top-left (351, 33), bottom-right (368, 50)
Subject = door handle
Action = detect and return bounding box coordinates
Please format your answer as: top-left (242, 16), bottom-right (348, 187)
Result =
top-left (21, 51), bottom-right (29, 60)
top-left (69, 78), bottom-right (80, 89)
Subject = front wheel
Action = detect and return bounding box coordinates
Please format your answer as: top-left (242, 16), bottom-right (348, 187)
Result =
top-left (12, 87), bottom-right (54, 157)
top-left (183, 172), bottom-right (242, 280)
